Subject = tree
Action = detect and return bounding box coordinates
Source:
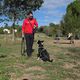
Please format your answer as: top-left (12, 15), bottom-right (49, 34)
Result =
top-left (0, 0), bottom-right (44, 41)
top-left (61, 0), bottom-right (80, 37)
top-left (49, 23), bottom-right (55, 27)
top-left (38, 26), bottom-right (44, 32)
top-left (42, 23), bottom-right (60, 37)
top-left (3, 0), bottom-right (44, 22)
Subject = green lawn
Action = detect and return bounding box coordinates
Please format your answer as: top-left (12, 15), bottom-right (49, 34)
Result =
top-left (0, 33), bottom-right (80, 80)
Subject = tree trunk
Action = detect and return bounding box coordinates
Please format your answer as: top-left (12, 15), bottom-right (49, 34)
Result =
top-left (12, 18), bottom-right (16, 41)
top-left (12, 29), bottom-right (15, 41)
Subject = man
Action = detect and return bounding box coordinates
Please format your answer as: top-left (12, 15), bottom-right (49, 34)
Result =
top-left (22, 11), bottom-right (38, 57)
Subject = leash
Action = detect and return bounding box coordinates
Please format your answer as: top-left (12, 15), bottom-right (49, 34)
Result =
top-left (21, 37), bottom-right (26, 56)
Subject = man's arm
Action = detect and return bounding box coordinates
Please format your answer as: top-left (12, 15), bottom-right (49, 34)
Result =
top-left (33, 19), bottom-right (38, 33)
top-left (34, 19), bottom-right (38, 28)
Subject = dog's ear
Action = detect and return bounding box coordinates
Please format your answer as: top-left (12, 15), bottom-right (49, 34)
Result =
top-left (37, 40), bottom-right (40, 44)
top-left (37, 40), bottom-right (44, 44)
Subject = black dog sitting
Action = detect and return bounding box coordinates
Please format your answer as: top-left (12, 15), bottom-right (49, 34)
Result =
top-left (37, 40), bottom-right (53, 62)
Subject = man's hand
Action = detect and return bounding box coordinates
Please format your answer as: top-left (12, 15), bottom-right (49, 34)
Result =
top-left (22, 32), bottom-right (24, 38)
top-left (33, 27), bottom-right (38, 33)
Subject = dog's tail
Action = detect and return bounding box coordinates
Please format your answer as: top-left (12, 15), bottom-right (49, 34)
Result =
top-left (48, 59), bottom-right (53, 62)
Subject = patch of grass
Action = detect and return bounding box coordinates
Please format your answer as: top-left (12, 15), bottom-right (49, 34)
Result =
top-left (68, 47), bottom-right (80, 53)
top-left (66, 47), bottom-right (80, 61)
top-left (0, 33), bottom-right (80, 80)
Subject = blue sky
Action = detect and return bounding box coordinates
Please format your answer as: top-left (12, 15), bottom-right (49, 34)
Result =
top-left (34, 0), bottom-right (73, 26)
top-left (0, 0), bottom-right (73, 27)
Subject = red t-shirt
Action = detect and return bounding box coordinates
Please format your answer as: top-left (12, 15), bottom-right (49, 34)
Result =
top-left (22, 18), bottom-right (38, 34)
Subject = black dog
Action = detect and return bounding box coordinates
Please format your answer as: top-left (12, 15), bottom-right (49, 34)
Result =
top-left (37, 40), bottom-right (53, 62)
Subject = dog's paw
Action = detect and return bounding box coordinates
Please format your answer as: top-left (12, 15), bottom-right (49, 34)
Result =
top-left (50, 59), bottom-right (53, 62)
top-left (37, 57), bottom-right (40, 60)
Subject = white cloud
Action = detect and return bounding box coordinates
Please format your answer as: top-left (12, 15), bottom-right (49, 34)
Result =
top-left (42, 0), bottom-right (73, 22)
top-left (42, 0), bottom-right (73, 9)
top-left (35, 0), bottom-right (74, 26)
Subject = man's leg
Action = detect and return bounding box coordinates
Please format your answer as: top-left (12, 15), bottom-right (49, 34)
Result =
top-left (30, 34), bottom-right (34, 52)
top-left (25, 34), bottom-right (32, 57)
top-left (33, 33), bottom-right (35, 42)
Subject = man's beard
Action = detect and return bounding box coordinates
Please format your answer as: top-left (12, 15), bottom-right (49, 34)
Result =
top-left (29, 16), bottom-right (33, 20)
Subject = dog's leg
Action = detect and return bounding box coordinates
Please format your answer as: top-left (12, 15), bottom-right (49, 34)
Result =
top-left (37, 53), bottom-right (40, 60)
top-left (48, 59), bottom-right (53, 62)
top-left (37, 57), bottom-right (40, 60)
